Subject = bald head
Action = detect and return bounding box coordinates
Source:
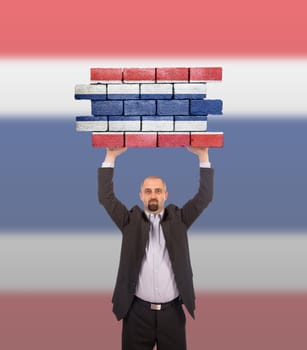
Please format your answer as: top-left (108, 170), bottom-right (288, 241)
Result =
top-left (140, 176), bottom-right (167, 192)
top-left (139, 176), bottom-right (168, 214)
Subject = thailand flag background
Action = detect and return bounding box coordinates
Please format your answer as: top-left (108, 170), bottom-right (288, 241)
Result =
top-left (1, 0), bottom-right (307, 349)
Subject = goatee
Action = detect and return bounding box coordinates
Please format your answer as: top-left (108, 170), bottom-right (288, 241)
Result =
top-left (148, 200), bottom-right (159, 212)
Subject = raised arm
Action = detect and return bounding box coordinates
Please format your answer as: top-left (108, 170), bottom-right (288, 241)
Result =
top-left (98, 147), bottom-right (130, 231)
top-left (180, 147), bottom-right (214, 228)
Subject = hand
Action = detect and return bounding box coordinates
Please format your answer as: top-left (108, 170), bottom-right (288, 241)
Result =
top-left (186, 147), bottom-right (209, 163)
top-left (104, 147), bottom-right (127, 163)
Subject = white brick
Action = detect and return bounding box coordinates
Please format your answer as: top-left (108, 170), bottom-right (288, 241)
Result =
top-left (75, 84), bottom-right (106, 95)
top-left (76, 120), bottom-right (108, 131)
top-left (141, 84), bottom-right (173, 97)
top-left (108, 117), bottom-right (141, 131)
top-left (174, 83), bottom-right (206, 98)
top-left (174, 117), bottom-right (207, 131)
top-left (107, 83), bottom-right (139, 97)
top-left (142, 116), bottom-right (174, 131)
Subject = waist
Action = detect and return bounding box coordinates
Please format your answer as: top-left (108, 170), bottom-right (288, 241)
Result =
top-left (134, 296), bottom-right (181, 311)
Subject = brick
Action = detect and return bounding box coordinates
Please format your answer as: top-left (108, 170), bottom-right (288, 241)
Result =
top-left (191, 132), bottom-right (224, 147)
top-left (125, 132), bottom-right (157, 147)
top-left (142, 116), bottom-right (174, 131)
top-left (174, 83), bottom-right (206, 100)
top-left (190, 99), bottom-right (223, 115)
top-left (141, 83), bottom-right (173, 100)
top-left (107, 84), bottom-right (139, 100)
top-left (156, 68), bottom-right (189, 82)
top-left (76, 116), bottom-right (108, 131)
top-left (123, 68), bottom-right (155, 82)
top-left (74, 84), bottom-right (106, 100)
top-left (189, 67), bottom-right (222, 81)
top-left (174, 116), bottom-right (207, 131)
top-left (124, 100), bottom-right (156, 116)
top-left (108, 116), bottom-right (141, 131)
top-left (158, 132), bottom-right (190, 147)
top-left (92, 132), bottom-right (124, 147)
top-left (92, 100), bottom-right (123, 116)
top-left (91, 68), bottom-right (122, 82)
top-left (157, 100), bottom-right (189, 115)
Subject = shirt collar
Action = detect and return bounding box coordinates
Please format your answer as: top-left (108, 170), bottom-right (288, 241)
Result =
top-left (145, 210), bottom-right (164, 220)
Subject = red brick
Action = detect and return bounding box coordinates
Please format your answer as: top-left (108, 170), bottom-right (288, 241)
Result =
top-left (125, 133), bottom-right (157, 147)
top-left (191, 132), bottom-right (224, 147)
top-left (158, 133), bottom-right (190, 147)
top-left (189, 67), bottom-right (222, 81)
top-left (92, 132), bottom-right (124, 147)
top-left (90, 68), bottom-right (122, 81)
top-left (156, 68), bottom-right (189, 81)
top-left (123, 68), bottom-right (155, 81)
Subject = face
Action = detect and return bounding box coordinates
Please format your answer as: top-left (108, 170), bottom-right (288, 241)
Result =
top-left (139, 177), bottom-right (168, 214)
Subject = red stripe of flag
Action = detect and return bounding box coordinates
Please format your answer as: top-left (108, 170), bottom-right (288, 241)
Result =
top-left (0, 0), bottom-right (306, 56)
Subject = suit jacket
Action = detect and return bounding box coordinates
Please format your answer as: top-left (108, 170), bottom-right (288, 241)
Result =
top-left (98, 167), bottom-right (214, 320)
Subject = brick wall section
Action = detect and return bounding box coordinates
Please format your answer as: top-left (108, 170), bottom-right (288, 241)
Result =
top-left (75, 67), bottom-right (224, 148)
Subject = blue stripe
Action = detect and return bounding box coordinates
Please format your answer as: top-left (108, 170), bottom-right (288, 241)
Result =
top-left (175, 116), bottom-right (208, 121)
top-left (108, 116), bottom-right (140, 121)
top-left (92, 101), bottom-right (123, 116)
top-left (76, 116), bottom-right (108, 121)
top-left (75, 93), bottom-right (207, 100)
top-left (190, 100), bottom-right (223, 115)
top-left (1, 117), bottom-right (307, 233)
top-left (75, 94), bottom-right (106, 100)
top-left (142, 116), bottom-right (173, 121)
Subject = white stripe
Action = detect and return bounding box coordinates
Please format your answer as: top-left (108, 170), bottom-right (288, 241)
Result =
top-left (0, 232), bottom-right (306, 291)
top-left (141, 83), bottom-right (173, 95)
top-left (108, 83), bottom-right (139, 95)
top-left (0, 58), bottom-right (307, 117)
top-left (174, 83), bottom-right (206, 95)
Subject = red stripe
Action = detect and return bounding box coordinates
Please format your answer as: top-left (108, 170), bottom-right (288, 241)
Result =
top-left (191, 133), bottom-right (224, 147)
top-left (92, 133), bottom-right (224, 148)
top-left (156, 68), bottom-right (189, 81)
top-left (0, 0), bottom-right (306, 56)
top-left (123, 68), bottom-right (156, 82)
top-left (91, 67), bottom-right (222, 81)
top-left (0, 292), bottom-right (306, 350)
top-left (92, 133), bottom-right (124, 147)
top-left (158, 133), bottom-right (190, 147)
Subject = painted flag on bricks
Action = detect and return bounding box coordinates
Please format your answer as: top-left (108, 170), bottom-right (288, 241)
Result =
top-left (1, 0), bottom-right (307, 349)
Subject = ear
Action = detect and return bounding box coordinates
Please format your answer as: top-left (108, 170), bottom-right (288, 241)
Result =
top-left (165, 191), bottom-right (169, 200)
top-left (139, 191), bottom-right (143, 201)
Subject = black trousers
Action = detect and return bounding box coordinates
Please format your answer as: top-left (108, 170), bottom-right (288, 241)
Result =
top-left (122, 297), bottom-right (187, 350)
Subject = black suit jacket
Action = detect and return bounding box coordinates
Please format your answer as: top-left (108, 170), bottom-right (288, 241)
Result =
top-left (98, 167), bottom-right (214, 320)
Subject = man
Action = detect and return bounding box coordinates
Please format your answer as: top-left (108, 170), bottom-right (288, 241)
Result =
top-left (98, 146), bottom-right (214, 350)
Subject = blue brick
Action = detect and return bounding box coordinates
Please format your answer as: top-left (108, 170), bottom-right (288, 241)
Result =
top-left (124, 100), bottom-right (156, 116)
top-left (174, 93), bottom-right (206, 100)
top-left (174, 116), bottom-right (208, 121)
top-left (157, 100), bottom-right (189, 115)
top-left (141, 94), bottom-right (172, 100)
top-left (92, 101), bottom-right (123, 116)
top-left (75, 94), bottom-right (106, 100)
top-left (108, 93), bottom-right (139, 100)
top-left (190, 99), bottom-right (223, 115)
top-left (76, 116), bottom-right (107, 121)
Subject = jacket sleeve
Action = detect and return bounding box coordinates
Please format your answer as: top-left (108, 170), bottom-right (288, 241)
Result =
top-left (180, 167), bottom-right (214, 229)
top-left (98, 167), bottom-right (130, 231)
